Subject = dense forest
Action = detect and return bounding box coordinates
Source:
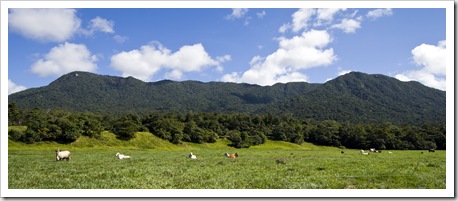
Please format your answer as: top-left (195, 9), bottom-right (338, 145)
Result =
top-left (8, 71), bottom-right (445, 125)
top-left (8, 103), bottom-right (445, 150)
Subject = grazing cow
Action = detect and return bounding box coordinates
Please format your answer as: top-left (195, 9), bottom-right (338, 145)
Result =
top-left (189, 152), bottom-right (197, 159)
top-left (56, 149), bottom-right (71, 161)
top-left (370, 148), bottom-right (376, 152)
top-left (115, 152), bottom-right (131, 159)
top-left (429, 149), bottom-right (435, 153)
top-left (360, 150), bottom-right (370, 155)
top-left (224, 152), bottom-right (238, 158)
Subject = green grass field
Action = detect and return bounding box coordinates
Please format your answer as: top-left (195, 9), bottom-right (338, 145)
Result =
top-left (7, 131), bottom-right (446, 189)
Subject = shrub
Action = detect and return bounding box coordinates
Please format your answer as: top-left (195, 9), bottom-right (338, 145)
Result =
top-left (112, 120), bottom-right (137, 140)
top-left (8, 130), bottom-right (24, 141)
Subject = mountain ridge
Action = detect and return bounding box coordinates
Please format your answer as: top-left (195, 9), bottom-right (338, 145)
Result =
top-left (8, 71), bottom-right (445, 125)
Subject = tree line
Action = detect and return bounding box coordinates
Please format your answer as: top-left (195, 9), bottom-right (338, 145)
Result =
top-left (8, 103), bottom-right (445, 150)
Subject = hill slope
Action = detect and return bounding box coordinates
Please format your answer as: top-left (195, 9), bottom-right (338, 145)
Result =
top-left (267, 72), bottom-right (446, 124)
top-left (8, 71), bottom-right (445, 124)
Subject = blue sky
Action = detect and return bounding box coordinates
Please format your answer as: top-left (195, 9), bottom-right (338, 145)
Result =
top-left (7, 6), bottom-right (448, 95)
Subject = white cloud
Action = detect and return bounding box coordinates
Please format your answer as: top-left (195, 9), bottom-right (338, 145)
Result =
top-left (338, 70), bottom-right (353, 76)
top-left (217, 55), bottom-right (231, 62)
top-left (395, 70), bottom-right (445, 90)
top-left (280, 8), bottom-right (362, 34)
top-left (225, 8), bottom-right (249, 20)
top-left (166, 70), bottom-right (183, 80)
top-left (113, 35), bottom-right (128, 43)
top-left (256, 10), bottom-right (266, 19)
top-left (31, 42), bottom-right (98, 77)
top-left (8, 8), bottom-right (81, 42)
top-left (8, 80), bottom-right (27, 95)
top-left (331, 18), bottom-right (361, 33)
top-left (110, 42), bottom-right (229, 81)
top-left (314, 8), bottom-right (347, 26)
top-left (366, 8), bottom-right (393, 20)
top-left (278, 29), bottom-right (332, 49)
top-left (279, 23), bottom-right (292, 33)
top-left (88, 16), bottom-right (114, 33)
top-left (395, 40), bottom-right (446, 91)
top-left (276, 72), bottom-right (309, 83)
top-left (291, 8), bottom-right (316, 33)
top-left (221, 72), bottom-right (241, 83)
top-left (411, 41), bottom-right (446, 75)
top-left (80, 16), bottom-right (116, 36)
top-left (222, 30), bottom-right (336, 85)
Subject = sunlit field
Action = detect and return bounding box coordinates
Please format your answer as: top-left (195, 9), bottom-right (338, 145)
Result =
top-left (8, 132), bottom-right (446, 189)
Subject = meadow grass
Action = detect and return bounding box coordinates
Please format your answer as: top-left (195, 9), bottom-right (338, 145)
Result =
top-left (7, 132), bottom-right (446, 189)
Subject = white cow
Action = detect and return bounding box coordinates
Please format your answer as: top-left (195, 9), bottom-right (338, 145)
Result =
top-left (56, 149), bottom-right (71, 161)
top-left (116, 152), bottom-right (131, 159)
top-left (360, 149), bottom-right (370, 155)
top-left (188, 152), bottom-right (197, 159)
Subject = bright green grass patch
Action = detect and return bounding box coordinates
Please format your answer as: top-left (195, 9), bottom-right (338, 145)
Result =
top-left (8, 149), bottom-right (445, 189)
top-left (250, 140), bottom-right (334, 150)
top-left (7, 129), bottom-right (446, 189)
top-left (8, 132), bottom-right (182, 151)
top-left (8, 131), bottom-right (331, 151)
top-left (8, 126), bottom-right (27, 132)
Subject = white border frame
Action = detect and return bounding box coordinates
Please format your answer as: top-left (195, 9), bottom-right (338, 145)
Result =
top-left (1, 1), bottom-right (454, 198)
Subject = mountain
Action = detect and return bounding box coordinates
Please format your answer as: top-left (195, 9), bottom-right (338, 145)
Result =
top-left (266, 72), bottom-right (446, 124)
top-left (8, 71), bottom-right (446, 124)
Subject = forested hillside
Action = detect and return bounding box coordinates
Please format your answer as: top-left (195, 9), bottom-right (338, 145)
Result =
top-left (267, 72), bottom-right (446, 124)
top-left (8, 71), bottom-right (446, 150)
top-left (8, 71), bottom-right (446, 125)
top-left (8, 107), bottom-right (446, 150)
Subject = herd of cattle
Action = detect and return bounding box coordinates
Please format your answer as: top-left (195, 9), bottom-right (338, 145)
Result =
top-left (56, 148), bottom-right (436, 161)
top-left (354, 148), bottom-right (435, 155)
top-left (55, 149), bottom-right (239, 161)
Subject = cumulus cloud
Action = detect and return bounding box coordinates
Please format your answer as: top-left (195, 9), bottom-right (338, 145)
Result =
top-left (280, 8), bottom-right (363, 34)
top-left (31, 42), bottom-right (98, 77)
top-left (331, 18), bottom-right (361, 33)
top-left (314, 8), bottom-right (347, 26)
top-left (395, 40), bottom-right (446, 91)
top-left (8, 80), bottom-right (27, 95)
top-left (222, 29), bottom-right (336, 85)
top-left (225, 8), bottom-right (249, 20)
top-left (88, 16), bottom-right (114, 33)
top-left (80, 16), bottom-right (116, 36)
top-left (9, 9), bottom-right (118, 42)
top-left (279, 8), bottom-right (315, 33)
top-left (8, 8), bottom-right (81, 42)
top-left (110, 42), bottom-right (230, 81)
top-left (366, 8), bottom-right (393, 20)
top-left (291, 8), bottom-right (316, 33)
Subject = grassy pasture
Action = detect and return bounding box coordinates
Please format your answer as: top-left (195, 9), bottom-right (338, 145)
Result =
top-left (7, 132), bottom-right (446, 189)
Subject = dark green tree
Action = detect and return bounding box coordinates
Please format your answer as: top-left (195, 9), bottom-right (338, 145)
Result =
top-left (8, 102), bottom-right (22, 126)
top-left (112, 119), bottom-right (137, 140)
